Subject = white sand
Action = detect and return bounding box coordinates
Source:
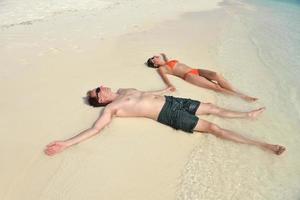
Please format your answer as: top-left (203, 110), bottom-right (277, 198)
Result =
top-left (2, 0), bottom-right (299, 199)
top-left (0, 1), bottom-right (221, 200)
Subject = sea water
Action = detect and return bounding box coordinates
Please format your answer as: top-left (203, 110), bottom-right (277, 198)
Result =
top-left (178, 0), bottom-right (300, 199)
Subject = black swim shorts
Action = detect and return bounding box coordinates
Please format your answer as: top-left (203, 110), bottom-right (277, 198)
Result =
top-left (157, 96), bottom-right (201, 133)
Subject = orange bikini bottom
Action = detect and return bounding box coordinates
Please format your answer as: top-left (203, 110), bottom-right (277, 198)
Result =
top-left (183, 69), bottom-right (200, 80)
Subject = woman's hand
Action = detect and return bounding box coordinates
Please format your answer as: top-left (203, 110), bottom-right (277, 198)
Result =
top-left (160, 53), bottom-right (168, 62)
top-left (44, 140), bottom-right (70, 156)
top-left (167, 85), bottom-right (176, 92)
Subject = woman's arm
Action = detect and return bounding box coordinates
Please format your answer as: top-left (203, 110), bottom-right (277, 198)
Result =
top-left (146, 86), bottom-right (175, 95)
top-left (157, 67), bottom-right (175, 90)
top-left (160, 53), bottom-right (169, 62)
top-left (44, 107), bottom-right (114, 156)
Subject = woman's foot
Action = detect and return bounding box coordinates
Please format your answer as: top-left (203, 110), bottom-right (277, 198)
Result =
top-left (270, 145), bottom-right (286, 155)
top-left (248, 107), bottom-right (266, 119)
top-left (263, 144), bottom-right (286, 155)
top-left (243, 96), bottom-right (258, 102)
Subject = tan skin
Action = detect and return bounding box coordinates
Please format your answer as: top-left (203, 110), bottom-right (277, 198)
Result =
top-left (44, 86), bottom-right (285, 156)
top-left (150, 53), bottom-right (257, 102)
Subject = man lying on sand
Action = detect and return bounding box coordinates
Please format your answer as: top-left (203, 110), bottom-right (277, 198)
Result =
top-left (45, 85), bottom-right (285, 156)
top-left (146, 53), bottom-right (257, 102)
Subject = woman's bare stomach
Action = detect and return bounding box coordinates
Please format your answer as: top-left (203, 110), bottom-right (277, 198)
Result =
top-left (171, 63), bottom-right (195, 77)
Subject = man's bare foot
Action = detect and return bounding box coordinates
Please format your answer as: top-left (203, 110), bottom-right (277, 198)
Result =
top-left (248, 107), bottom-right (266, 119)
top-left (243, 96), bottom-right (258, 102)
top-left (270, 145), bottom-right (286, 155)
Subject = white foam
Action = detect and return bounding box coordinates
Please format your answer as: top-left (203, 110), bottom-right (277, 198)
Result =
top-left (178, 0), bottom-right (300, 199)
top-left (0, 0), bottom-right (112, 27)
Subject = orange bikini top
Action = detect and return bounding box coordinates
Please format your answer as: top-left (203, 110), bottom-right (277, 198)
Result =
top-left (166, 60), bottom-right (178, 70)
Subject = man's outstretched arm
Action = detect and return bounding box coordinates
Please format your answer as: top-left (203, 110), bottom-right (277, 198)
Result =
top-left (44, 107), bottom-right (114, 156)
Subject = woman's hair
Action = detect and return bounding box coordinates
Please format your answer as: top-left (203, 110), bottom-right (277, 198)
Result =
top-left (146, 57), bottom-right (157, 68)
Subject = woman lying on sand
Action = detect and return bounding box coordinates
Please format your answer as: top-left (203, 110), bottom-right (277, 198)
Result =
top-left (146, 53), bottom-right (257, 102)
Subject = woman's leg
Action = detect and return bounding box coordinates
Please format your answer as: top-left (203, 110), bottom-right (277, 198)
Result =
top-left (185, 73), bottom-right (257, 102)
top-left (199, 69), bottom-right (258, 101)
top-left (193, 119), bottom-right (286, 155)
top-left (195, 102), bottom-right (265, 119)
top-left (199, 69), bottom-right (235, 91)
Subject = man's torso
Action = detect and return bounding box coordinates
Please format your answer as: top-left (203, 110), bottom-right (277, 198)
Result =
top-left (109, 89), bottom-right (166, 120)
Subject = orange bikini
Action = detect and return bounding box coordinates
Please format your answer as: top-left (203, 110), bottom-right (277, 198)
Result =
top-left (183, 69), bottom-right (200, 80)
top-left (166, 60), bottom-right (200, 80)
top-left (166, 60), bottom-right (178, 70)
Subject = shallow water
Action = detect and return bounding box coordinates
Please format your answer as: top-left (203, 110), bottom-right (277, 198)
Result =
top-left (178, 0), bottom-right (300, 199)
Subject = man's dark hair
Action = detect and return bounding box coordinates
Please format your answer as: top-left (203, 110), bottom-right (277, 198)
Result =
top-left (86, 91), bottom-right (110, 107)
top-left (146, 57), bottom-right (157, 68)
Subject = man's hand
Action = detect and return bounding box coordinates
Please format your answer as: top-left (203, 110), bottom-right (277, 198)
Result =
top-left (44, 140), bottom-right (70, 156)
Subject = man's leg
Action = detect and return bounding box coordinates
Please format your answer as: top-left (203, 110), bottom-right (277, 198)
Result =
top-left (193, 119), bottom-right (285, 155)
top-left (195, 103), bottom-right (265, 119)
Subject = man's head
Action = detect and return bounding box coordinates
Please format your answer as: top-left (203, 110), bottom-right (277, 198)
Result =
top-left (86, 86), bottom-right (113, 107)
top-left (146, 55), bottom-right (165, 68)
